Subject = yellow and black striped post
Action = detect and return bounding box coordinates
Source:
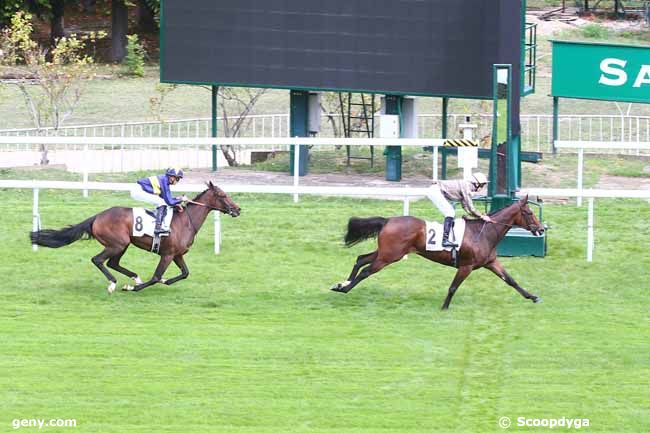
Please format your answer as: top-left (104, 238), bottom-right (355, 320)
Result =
top-left (444, 139), bottom-right (479, 147)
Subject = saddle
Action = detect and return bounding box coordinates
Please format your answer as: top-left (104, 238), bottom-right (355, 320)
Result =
top-left (132, 207), bottom-right (174, 254)
top-left (425, 219), bottom-right (466, 267)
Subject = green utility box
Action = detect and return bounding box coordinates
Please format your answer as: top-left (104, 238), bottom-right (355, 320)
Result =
top-left (497, 228), bottom-right (547, 257)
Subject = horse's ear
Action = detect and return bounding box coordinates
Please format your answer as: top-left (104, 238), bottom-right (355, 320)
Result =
top-left (208, 181), bottom-right (215, 190)
top-left (519, 194), bottom-right (529, 205)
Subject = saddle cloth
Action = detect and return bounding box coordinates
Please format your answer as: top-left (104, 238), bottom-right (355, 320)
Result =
top-left (132, 207), bottom-right (174, 238)
top-left (425, 218), bottom-right (466, 252)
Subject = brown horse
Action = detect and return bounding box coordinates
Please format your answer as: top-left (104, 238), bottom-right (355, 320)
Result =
top-left (332, 196), bottom-right (545, 309)
top-left (30, 181), bottom-right (240, 293)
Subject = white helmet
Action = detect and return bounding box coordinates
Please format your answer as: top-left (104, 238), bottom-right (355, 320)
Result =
top-left (472, 172), bottom-right (489, 186)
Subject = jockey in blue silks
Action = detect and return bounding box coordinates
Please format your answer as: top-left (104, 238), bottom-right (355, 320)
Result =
top-left (131, 167), bottom-right (189, 235)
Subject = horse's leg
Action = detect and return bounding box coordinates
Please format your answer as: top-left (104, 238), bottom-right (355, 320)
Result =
top-left (130, 255), bottom-right (174, 292)
top-left (162, 255), bottom-right (189, 286)
top-left (106, 246), bottom-right (143, 289)
top-left (332, 254), bottom-right (396, 294)
top-left (91, 248), bottom-right (122, 294)
top-left (441, 265), bottom-right (473, 310)
top-left (485, 260), bottom-right (541, 304)
top-left (332, 251), bottom-right (377, 290)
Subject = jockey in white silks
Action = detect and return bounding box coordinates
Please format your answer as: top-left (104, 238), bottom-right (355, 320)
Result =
top-left (427, 172), bottom-right (493, 248)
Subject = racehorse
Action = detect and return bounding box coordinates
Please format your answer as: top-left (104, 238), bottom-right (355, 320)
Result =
top-left (30, 181), bottom-right (240, 293)
top-left (332, 196), bottom-right (545, 309)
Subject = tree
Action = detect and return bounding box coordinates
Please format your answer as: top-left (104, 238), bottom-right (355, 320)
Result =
top-left (111, 0), bottom-right (128, 62)
top-left (137, 0), bottom-right (157, 33)
top-left (1, 1), bottom-right (66, 45)
top-left (49, 0), bottom-right (64, 43)
top-left (0, 11), bottom-right (105, 164)
top-left (214, 87), bottom-right (268, 166)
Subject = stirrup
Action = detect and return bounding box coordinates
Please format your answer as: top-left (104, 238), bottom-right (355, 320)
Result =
top-left (442, 240), bottom-right (458, 248)
top-left (151, 234), bottom-right (162, 254)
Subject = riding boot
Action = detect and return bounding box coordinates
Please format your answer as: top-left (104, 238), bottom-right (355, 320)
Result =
top-left (442, 217), bottom-right (458, 248)
top-left (154, 206), bottom-right (168, 235)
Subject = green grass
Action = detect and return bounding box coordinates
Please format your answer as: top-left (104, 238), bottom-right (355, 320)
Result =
top-left (0, 188), bottom-right (649, 433)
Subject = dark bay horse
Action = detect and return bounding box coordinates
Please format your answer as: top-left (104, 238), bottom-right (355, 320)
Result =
top-left (30, 181), bottom-right (240, 293)
top-left (332, 196), bottom-right (545, 309)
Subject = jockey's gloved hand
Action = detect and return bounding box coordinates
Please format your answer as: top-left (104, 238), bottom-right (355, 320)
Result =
top-left (180, 195), bottom-right (189, 203)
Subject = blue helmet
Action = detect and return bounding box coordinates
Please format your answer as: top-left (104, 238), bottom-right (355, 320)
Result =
top-left (166, 167), bottom-right (184, 179)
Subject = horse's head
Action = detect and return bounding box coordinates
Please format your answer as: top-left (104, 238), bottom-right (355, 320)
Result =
top-left (203, 181), bottom-right (241, 217)
top-left (514, 195), bottom-right (544, 236)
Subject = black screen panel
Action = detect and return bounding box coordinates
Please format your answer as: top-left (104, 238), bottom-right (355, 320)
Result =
top-left (161, 0), bottom-right (522, 99)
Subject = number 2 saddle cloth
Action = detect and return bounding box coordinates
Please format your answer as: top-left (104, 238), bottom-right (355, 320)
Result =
top-left (424, 218), bottom-right (466, 252)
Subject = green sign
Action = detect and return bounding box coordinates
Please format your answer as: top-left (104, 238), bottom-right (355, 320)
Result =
top-left (552, 40), bottom-right (650, 104)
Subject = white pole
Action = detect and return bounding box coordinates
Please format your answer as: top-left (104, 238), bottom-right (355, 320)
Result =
top-left (213, 211), bottom-right (221, 255)
top-left (577, 148), bottom-right (584, 207)
top-left (83, 144), bottom-right (89, 198)
top-left (587, 197), bottom-right (594, 262)
top-left (293, 142), bottom-right (300, 203)
top-left (403, 197), bottom-right (410, 216)
top-left (433, 146), bottom-right (439, 181)
top-left (32, 187), bottom-right (39, 251)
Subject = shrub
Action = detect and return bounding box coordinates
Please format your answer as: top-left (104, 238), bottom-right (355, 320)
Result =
top-left (123, 34), bottom-right (145, 77)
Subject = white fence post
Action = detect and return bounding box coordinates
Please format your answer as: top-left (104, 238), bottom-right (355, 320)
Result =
top-left (293, 142), bottom-right (300, 203)
top-left (214, 211), bottom-right (221, 255)
top-left (577, 148), bottom-right (584, 207)
top-left (587, 198), bottom-right (594, 262)
top-left (32, 187), bottom-right (40, 251)
top-left (403, 197), bottom-right (410, 216)
top-left (432, 146), bottom-right (439, 181)
top-left (83, 143), bottom-right (89, 198)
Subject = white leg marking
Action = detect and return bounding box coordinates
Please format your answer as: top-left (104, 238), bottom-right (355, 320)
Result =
top-left (107, 282), bottom-right (117, 294)
top-left (133, 276), bottom-right (143, 285)
top-left (341, 280), bottom-right (351, 287)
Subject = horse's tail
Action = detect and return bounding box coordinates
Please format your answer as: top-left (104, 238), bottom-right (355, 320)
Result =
top-left (30, 216), bottom-right (96, 248)
top-left (344, 217), bottom-right (388, 247)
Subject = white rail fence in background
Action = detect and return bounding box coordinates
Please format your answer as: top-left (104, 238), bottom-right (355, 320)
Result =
top-left (0, 136), bottom-right (448, 189)
top-left (2, 114), bottom-right (650, 156)
top-left (2, 179), bottom-right (648, 262)
top-left (554, 141), bottom-right (650, 207)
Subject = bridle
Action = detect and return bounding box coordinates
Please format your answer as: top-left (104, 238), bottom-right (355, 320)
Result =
top-left (473, 206), bottom-right (537, 241)
top-left (184, 198), bottom-right (238, 234)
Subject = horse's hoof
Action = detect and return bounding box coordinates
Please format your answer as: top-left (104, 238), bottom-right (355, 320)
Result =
top-left (160, 278), bottom-right (167, 284)
top-left (331, 284), bottom-right (341, 291)
top-left (133, 276), bottom-right (143, 285)
top-left (533, 296), bottom-right (543, 304)
top-left (122, 284), bottom-right (135, 292)
top-left (107, 282), bottom-right (116, 295)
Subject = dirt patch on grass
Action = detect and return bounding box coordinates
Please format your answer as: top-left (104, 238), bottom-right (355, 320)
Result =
top-left (596, 175), bottom-right (650, 190)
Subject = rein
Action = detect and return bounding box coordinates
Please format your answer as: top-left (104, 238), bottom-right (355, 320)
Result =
top-left (186, 199), bottom-right (223, 212)
top-left (472, 219), bottom-right (513, 242)
top-left (183, 200), bottom-right (220, 235)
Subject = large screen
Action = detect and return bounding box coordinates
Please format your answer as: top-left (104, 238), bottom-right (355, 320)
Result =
top-left (160, 0), bottom-right (523, 99)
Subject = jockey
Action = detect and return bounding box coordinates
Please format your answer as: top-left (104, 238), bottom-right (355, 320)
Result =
top-left (427, 172), bottom-right (493, 248)
top-left (131, 167), bottom-right (189, 235)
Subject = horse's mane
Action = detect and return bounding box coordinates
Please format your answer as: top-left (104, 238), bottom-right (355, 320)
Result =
top-left (191, 188), bottom-right (209, 202)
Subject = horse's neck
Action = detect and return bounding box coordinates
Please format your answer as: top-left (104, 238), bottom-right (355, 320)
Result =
top-left (186, 202), bottom-right (211, 232)
top-left (489, 205), bottom-right (519, 240)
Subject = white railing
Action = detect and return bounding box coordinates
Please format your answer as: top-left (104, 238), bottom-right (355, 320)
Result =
top-left (5, 179), bottom-right (650, 262)
top-left (1, 177), bottom-right (648, 262)
top-left (0, 135), bottom-right (448, 181)
top-left (554, 140), bottom-right (650, 206)
top-left (4, 114), bottom-right (650, 155)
